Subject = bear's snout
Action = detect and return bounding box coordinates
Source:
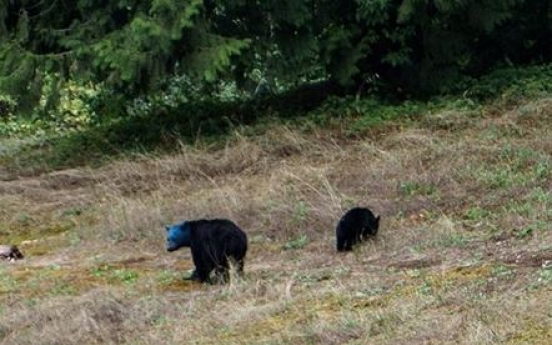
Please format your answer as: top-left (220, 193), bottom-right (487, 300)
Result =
top-left (166, 244), bottom-right (176, 251)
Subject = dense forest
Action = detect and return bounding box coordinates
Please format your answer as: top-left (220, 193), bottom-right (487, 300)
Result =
top-left (0, 0), bottom-right (551, 133)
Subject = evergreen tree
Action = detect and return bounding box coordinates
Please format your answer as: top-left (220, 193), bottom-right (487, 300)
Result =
top-left (1, 0), bottom-right (550, 113)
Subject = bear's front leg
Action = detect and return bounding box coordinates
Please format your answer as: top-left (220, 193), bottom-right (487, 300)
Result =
top-left (184, 269), bottom-right (201, 281)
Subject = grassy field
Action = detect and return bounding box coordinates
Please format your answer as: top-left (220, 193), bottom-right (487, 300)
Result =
top-left (0, 95), bottom-right (551, 344)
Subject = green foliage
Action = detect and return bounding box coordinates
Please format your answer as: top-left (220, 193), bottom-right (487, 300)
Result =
top-left (0, 94), bottom-right (17, 134)
top-left (529, 262), bottom-right (552, 290)
top-left (3, 0), bottom-right (550, 119)
top-left (538, 265), bottom-right (552, 284)
top-left (393, 0), bottom-right (530, 92)
top-left (86, 0), bottom-right (251, 88)
top-left (0, 0), bottom-right (251, 110)
top-left (293, 201), bottom-right (309, 223)
top-left (515, 221), bottom-right (548, 240)
top-left (440, 233), bottom-right (468, 248)
top-left (283, 234), bottom-right (309, 251)
top-left (307, 95), bottom-right (426, 134)
top-left (91, 264), bottom-right (139, 285)
top-left (0, 0), bottom-right (550, 146)
top-left (36, 75), bottom-right (102, 132)
top-left (464, 207), bottom-right (491, 221)
top-left (399, 181), bottom-right (438, 197)
top-left (0, 94), bottom-right (16, 114)
top-left (458, 64), bottom-right (552, 102)
top-left (1, 63), bottom-right (550, 176)
top-left (0, 80), bottom-right (344, 174)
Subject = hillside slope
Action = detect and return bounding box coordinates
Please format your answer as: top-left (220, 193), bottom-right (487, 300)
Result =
top-left (0, 96), bottom-right (551, 345)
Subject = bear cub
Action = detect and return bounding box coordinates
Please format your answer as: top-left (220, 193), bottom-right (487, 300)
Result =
top-left (166, 218), bottom-right (248, 284)
top-left (336, 207), bottom-right (380, 252)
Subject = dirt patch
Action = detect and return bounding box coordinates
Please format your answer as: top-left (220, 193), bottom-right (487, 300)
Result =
top-left (500, 250), bottom-right (552, 268)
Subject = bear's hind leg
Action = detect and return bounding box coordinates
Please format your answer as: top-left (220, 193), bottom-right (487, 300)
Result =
top-left (236, 259), bottom-right (245, 275)
top-left (214, 266), bottom-right (230, 284)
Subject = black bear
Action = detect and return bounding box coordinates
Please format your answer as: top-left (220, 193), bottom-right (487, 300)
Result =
top-left (336, 207), bottom-right (380, 252)
top-left (165, 218), bottom-right (248, 283)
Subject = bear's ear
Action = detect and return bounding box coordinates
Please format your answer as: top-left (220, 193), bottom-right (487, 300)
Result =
top-left (375, 215), bottom-right (381, 223)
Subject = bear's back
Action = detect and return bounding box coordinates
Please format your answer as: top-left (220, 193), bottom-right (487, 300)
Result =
top-left (189, 219), bottom-right (247, 244)
top-left (339, 207), bottom-right (375, 227)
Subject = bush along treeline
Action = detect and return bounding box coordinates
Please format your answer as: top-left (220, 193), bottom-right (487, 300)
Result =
top-left (2, 63), bottom-right (551, 178)
top-left (0, 0), bottom-right (551, 138)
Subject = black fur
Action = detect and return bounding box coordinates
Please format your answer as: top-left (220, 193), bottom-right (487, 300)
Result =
top-left (336, 207), bottom-right (380, 252)
top-left (166, 219), bottom-right (248, 284)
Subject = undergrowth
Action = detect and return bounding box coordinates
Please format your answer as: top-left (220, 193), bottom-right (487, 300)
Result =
top-left (1, 64), bottom-right (551, 176)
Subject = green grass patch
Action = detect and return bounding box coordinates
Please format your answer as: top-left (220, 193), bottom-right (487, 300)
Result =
top-left (90, 264), bottom-right (140, 286)
top-left (283, 234), bottom-right (309, 251)
top-left (464, 206), bottom-right (491, 221)
top-left (399, 181), bottom-right (439, 197)
top-left (473, 158), bottom-right (548, 190)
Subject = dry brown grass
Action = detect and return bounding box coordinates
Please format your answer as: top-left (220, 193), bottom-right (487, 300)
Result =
top-left (0, 97), bottom-right (550, 344)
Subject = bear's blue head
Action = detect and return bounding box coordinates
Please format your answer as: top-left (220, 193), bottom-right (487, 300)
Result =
top-left (165, 221), bottom-right (191, 252)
